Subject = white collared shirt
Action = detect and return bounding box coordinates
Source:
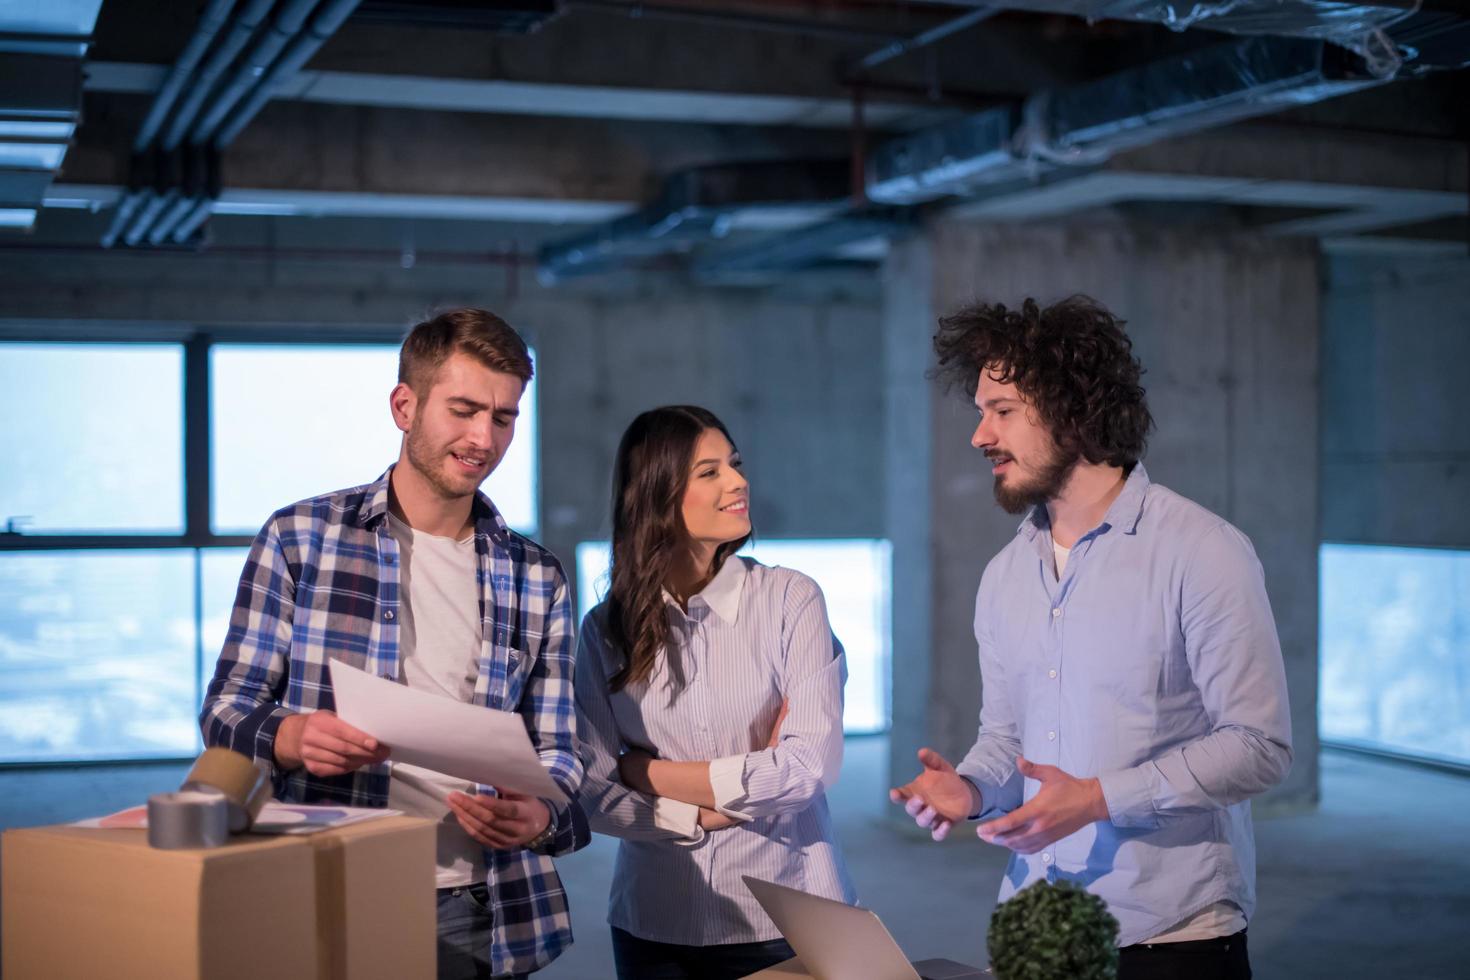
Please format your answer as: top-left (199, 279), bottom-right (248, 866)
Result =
top-left (575, 556), bottom-right (857, 945)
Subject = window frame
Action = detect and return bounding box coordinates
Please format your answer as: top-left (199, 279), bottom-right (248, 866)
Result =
top-left (0, 319), bottom-right (537, 766)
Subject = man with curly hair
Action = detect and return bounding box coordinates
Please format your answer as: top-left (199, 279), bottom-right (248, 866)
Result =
top-left (891, 295), bottom-right (1293, 980)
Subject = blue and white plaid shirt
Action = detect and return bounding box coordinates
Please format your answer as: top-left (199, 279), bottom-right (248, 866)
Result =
top-left (202, 466), bottom-right (586, 976)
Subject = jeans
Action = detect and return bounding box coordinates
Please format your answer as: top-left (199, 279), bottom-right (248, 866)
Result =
top-left (1118, 929), bottom-right (1251, 980)
top-left (611, 926), bottom-right (796, 980)
top-left (436, 883), bottom-right (528, 980)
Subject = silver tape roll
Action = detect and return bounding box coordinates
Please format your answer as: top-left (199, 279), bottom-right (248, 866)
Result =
top-left (147, 790), bottom-right (230, 849)
top-left (181, 748), bottom-right (273, 832)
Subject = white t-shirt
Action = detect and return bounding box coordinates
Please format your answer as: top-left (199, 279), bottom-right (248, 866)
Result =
top-left (1146, 901), bottom-right (1246, 943)
top-left (385, 513), bottom-right (485, 888)
top-left (1053, 540), bottom-right (1072, 579)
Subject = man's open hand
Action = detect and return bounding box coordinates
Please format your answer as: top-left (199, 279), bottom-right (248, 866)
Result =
top-left (889, 747), bottom-right (982, 842)
top-left (976, 757), bottom-right (1110, 853)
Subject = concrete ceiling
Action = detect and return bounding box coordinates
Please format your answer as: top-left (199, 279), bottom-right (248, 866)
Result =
top-left (8, 0), bottom-right (1469, 275)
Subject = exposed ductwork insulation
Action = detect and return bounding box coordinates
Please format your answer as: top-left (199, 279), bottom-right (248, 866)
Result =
top-left (867, 36), bottom-right (1381, 206)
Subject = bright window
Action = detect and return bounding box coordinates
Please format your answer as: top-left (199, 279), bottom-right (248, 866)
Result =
top-left (2, 332), bottom-right (543, 766)
top-left (576, 539), bottom-right (891, 733)
top-left (0, 551), bottom-right (199, 762)
top-left (210, 344), bottom-right (538, 535)
top-left (1320, 543), bottom-right (1470, 766)
top-left (0, 343), bottom-right (184, 534)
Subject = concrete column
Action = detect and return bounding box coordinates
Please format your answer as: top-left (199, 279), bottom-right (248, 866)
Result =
top-left (884, 219), bottom-right (1321, 812)
top-left (1321, 250), bottom-right (1470, 548)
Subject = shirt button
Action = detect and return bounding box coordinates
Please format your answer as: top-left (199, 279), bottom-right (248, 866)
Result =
top-left (1051, 607), bottom-right (1062, 618)
top-left (384, 610), bottom-right (395, 621)
top-left (1041, 852), bottom-right (1052, 865)
top-left (1047, 731), bottom-right (1056, 741)
top-left (1048, 669), bottom-right (1057, 679)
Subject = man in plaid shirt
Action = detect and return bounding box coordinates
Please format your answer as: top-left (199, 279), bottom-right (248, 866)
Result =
top-left (201, 308), bottom-right (585, 979)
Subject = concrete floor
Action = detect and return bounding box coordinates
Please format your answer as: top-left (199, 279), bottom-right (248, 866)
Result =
top-left (2, 739), bottom-right (1466, 979)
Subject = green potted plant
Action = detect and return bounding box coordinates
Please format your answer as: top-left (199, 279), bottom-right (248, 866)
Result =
top-left (987, 880), bottom-right (1120, 980)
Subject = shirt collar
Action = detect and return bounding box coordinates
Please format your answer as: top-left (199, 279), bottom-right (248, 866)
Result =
top-left (359, 464), bottom-right (512, 544)
top-left (1016, 462), bottom-right (1151, 541)
top-left (1107, 462), bottom-right (1150, 535)
top-left (671, 554), bottom-right (747, 626)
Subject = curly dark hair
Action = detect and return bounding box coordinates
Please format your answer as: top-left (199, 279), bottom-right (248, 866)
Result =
top-left (931, 295), bottom-right (1153, 469)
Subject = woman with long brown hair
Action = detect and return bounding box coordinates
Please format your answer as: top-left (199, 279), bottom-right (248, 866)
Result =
top-left (575, 405), bottom-right (854, 980)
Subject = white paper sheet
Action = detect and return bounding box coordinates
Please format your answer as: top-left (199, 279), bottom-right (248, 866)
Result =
top-left (328, 658), bottom-right (566, 802)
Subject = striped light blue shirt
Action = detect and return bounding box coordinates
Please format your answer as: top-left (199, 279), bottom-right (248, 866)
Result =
top-left (958, 464), bottom-right (1293, 947)
top-left (575, 556), bottom-right (857, 945)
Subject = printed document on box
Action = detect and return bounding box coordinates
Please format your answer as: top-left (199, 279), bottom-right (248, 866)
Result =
top-left (328, 658), bottom-right (566, 802)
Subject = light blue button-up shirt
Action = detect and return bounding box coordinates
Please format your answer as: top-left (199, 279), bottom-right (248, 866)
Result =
top-left (957, 464), bottom-right (1293, 946)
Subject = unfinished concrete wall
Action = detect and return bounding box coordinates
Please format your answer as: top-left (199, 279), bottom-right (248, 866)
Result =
top-left (884, 221), bottom-right (1321, 811)
top-left (530, 292), bottom-right (884, 606)
top-left (1321, 250), bottom-right (1470, 549)
top-left (0, 252), bottom-right (885, 613)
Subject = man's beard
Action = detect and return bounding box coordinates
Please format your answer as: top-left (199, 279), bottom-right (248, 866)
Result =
top-left (992, 441), bottom-right (1080, 515)
top-left (405, 426), bottom-right (482, 501)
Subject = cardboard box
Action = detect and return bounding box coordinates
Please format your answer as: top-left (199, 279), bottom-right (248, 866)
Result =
top-left (2, 815), bottom-right (435, 980)
top-left (307, 816), bottom-right (437, 980)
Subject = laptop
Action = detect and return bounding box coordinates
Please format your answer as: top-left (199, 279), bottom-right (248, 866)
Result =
top-left (742, 876), bottom-right (989, 980)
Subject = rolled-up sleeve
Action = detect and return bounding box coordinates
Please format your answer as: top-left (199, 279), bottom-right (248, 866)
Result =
top-left (575, 612), bottom-right (705, 843)
top-left (709, 576), bottom-right (846, 821)
top-left (1099, 522), bottom-right (1293, 828)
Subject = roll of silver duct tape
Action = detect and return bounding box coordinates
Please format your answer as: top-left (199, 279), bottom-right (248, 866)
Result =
top-left (147, 790), bottom-right (230, 849)
top-left (181, 747), bottom-right (273, 832)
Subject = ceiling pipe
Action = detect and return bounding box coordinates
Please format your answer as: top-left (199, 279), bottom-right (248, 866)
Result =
top-left (168, 196), bottom-right (216, 244)
top-left (190, 0), bottom-right (321, 146)
top-left (848, 5), bottom-right (1000, 76)
top-left (161, 0), bottom-right (277, 150)
top-left (98, 178), bottom-right (145, 248)
top-left (147, 145), bottom-right (213, 243)
top-left (213, 0), bottom-right (363, 148)
top-left (113, 0), bottom-right (361, 246)
top-left (131, 0), bottom-right (237, 152)
top-left (147, 193), bottom-right (198, 244)
top-left (173, 0), bottom-right (362, 241)
top-left (101, 0), bottom-right (236, 246)
top-left (121, 190), bottom-right (171, 246)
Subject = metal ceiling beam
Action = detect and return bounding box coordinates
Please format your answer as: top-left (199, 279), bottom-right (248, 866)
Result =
top-left (84, 61), bottom-right (954, 132)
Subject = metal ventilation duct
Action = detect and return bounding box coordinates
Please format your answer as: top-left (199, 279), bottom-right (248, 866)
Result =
top-left (537, 159), bottom-right (851, 282)
top-left (692, 207), bottom-right (917, 282)
top-left (946, 0), bottom-right (1418, 43)
top-left (868, 35), bottom-right (1381, 206)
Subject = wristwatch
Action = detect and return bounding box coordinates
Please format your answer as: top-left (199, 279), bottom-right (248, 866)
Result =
top-left (524, 814), bottom-right (557, 852)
